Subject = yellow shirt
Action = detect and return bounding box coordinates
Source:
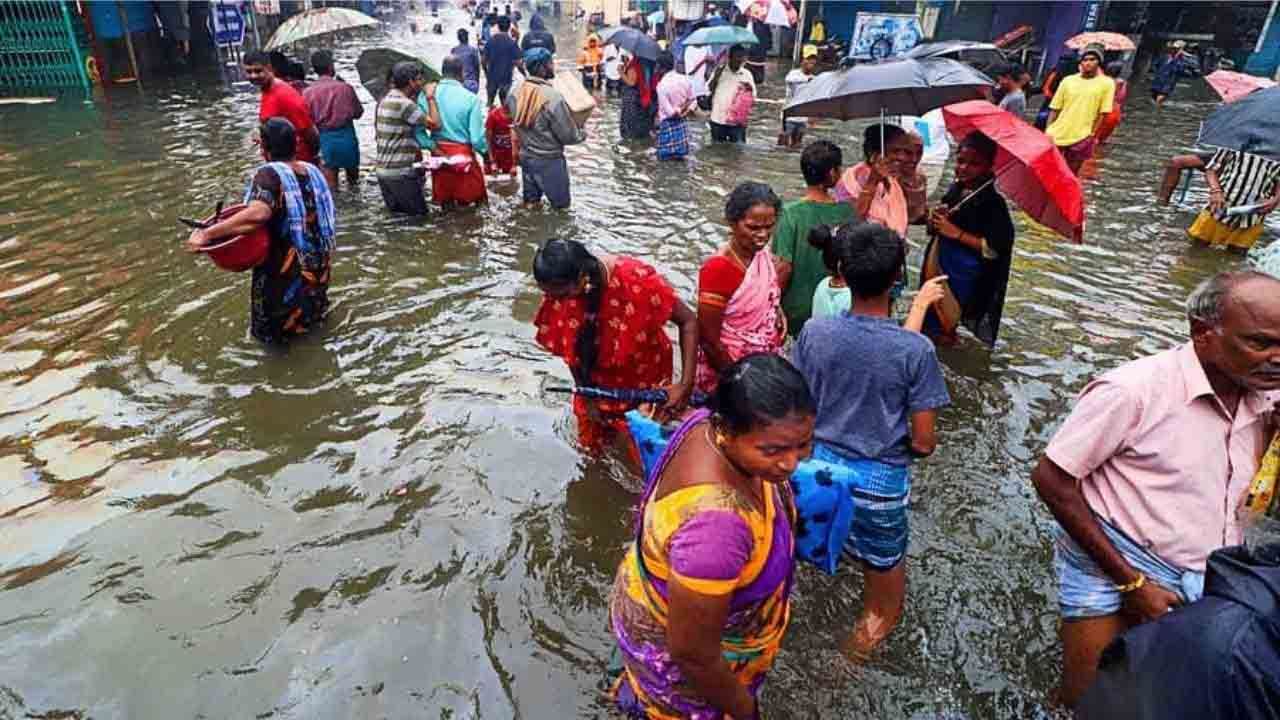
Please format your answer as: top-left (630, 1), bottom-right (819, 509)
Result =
top-left (1046, 73), bottom-right (1114, 147)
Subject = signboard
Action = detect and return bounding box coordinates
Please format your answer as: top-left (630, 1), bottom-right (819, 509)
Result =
top-left (211, 1), bottom-right (247, 46)
top-left (1081, 1), bottom-right (1103, 31)
top-left (849, 13), bottom-right (924, 61)
top-left (254, 0), bottom-right (281, 15)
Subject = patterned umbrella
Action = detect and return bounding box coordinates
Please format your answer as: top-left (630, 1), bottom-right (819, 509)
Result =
top-left (1064, 31), bottom-right (1135, 52)
top-left (264, 8), bottom-right (380, 50)
top-left (736, 0), bottom-right (797, 27)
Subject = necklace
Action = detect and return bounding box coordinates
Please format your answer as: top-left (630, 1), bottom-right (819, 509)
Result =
top-left (704, 426), bottom-right (764, 507)
top-left (726, 244), bottom-right (750, 270)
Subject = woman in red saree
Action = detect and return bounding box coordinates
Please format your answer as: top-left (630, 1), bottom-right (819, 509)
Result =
top-left (533, 239), bottom-right (699, 455)
top-left (696, 182), bottom-right (787, 393)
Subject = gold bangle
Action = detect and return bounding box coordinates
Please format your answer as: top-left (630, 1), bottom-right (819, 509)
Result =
top-left (1115, 573), bottom-right (1146, 594)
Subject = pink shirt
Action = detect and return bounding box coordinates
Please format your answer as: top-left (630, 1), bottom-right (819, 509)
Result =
top-left (1046, 342), bottom-right (1276, 570)
top-left (656, 72), bottom-right (694, 124)
top-left (833, 162), bottom-right (909, 237)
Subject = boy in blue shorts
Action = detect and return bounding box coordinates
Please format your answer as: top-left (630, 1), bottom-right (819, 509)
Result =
top-left (790, 221), bottom-right (951, 659)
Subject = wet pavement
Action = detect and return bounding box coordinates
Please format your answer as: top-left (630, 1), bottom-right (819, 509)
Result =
top-left (0, 9), bottom-right (1273, 720)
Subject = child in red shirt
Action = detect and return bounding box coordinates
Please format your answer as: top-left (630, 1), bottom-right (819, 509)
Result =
top-left (485, 87), bottom-right (516, 176)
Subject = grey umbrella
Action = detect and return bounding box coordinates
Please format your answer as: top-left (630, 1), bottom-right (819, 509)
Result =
top-left (784, 57), bottom-right (993, 121)
top-left (1198, 85), bottom-right (1280, 161)
top-left (598, 26), bottom-right (661, 62)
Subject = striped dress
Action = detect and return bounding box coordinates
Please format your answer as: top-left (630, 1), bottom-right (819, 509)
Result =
top-left (1189, 149), bottom-right (1280, 249)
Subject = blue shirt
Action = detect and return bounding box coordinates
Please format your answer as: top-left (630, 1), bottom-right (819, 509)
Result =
top-left (452, 43), bottom-right (481, 93)
top-left (484, 34), bottom-right (520, 86)
top-left (424, 79), bottom-right (488, 154)
top-left (791, 313), bottom-right (951, 466)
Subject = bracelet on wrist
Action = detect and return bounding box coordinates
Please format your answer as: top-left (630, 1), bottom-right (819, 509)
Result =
top-left (1115, 572), bottom-right (1146, 594)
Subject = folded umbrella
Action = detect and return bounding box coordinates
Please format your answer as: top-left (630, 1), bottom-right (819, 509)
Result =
top-left (356, 48), bottom-right (441, 99)
top-left (1198, 85), bottom-right (1280, 161)
top-left (598, 26), bottom-right (662, 61)
top-left (941, 100), bottom-right (1085, 242)
top-left (1205, 70), bottom-right (1277, 105)
top-left (784, 57), bottom-right (992, 120)
top-left (682, 25), bottom-right (759, 47)
top-left (264, 7), bottom-right (380, 50)
top-left (1064, 31), bottom-right (1135, 52)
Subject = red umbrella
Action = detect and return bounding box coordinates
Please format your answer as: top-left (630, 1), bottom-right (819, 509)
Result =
top-left (941, 100), bottom-right (1085, 242)
top-left (1205, 70), bottom-right (1277, 104)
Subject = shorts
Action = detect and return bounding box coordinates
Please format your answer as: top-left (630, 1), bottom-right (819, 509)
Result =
top-left (811, 442), bottom-right (911, 571)
top-left (520, 155), bottom-right (572, 209)
top-left (1059, 135), bottom-right (1096, 167)
top-left (709, 121), bottom-right (746, 143)
top-left (1053, 519), bottom-right (1204, 620)
top-left (486, 78), bottom-right (511, 106)
top-left (376, 171), bottom-right (429, 215)
top-left (318, 124), bottom-right (359, 170)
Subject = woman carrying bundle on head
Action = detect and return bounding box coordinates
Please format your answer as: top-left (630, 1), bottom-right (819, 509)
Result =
top-left (610, 353), bottom-right (816, 720)
top-left (920, 131), bottom-right (1016, 347)
top-left (695, 182), bottom-right (788, 394)
top-left (532, 239), bottom-right (699, 456)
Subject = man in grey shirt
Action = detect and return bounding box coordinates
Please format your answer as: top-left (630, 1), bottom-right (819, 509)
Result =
top-left (995, 63), bottom-right (1026, 117)
top-left (506, 47), bottom-right (586, 209)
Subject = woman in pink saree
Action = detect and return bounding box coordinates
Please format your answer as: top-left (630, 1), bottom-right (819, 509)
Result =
top-left (696, 182), bottom-right (787, 393)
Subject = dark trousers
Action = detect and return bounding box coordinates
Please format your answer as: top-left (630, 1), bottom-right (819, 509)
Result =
top-left (520, 156), bottom-right (572, 209)
top-left (377, 172), bottom-right (429, 215)
top-left (709, 121), bottom-right (747, 143)
top-left (486, 77), bottom-right (511, 106)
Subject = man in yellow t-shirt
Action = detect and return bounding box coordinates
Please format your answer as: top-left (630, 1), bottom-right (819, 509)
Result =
top-left (1046, 45), bottom-right (1114, 175)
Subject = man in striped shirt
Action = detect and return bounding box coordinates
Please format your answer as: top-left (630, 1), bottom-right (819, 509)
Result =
top-left (375, 62), bottom-right (441, 215)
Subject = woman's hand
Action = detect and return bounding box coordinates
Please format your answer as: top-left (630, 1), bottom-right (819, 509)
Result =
top-left (186, 228), bottom-right (208, 253)
top-left (656, 381), bottom-right (693, 422)
top-left (928, 207), bottom-right (961, 239)
top-left (1208, 187), bottom-right (1226, 214)
top-left (866, 155), bottom-right (891, 188)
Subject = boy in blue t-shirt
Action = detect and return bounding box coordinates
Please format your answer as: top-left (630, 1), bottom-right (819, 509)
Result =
top-left (790, 221), bottom-right (950, 660)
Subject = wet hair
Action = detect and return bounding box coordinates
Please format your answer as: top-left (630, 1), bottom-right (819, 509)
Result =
top-left (862, 123), bottom-right (906, 160)
top-left (260, 117), bottom-right (297, 161)
top-left (806, 223), bottom-right (842, 276)
top-left (724, 181), bottom-right (781, 223)
top-left (391, 61), bottom-right (421, 90)
top-left (242, 50), bottom-right (269, 68)
top-left (286, 60), bottom-right (307, 82)
top-left (710, 354), bottom-right (816, 436)
top-left (822, 222), bottom-right (906, 298)
top-left (1186, 271), bottom-right (1279, 328)
top-left (800, 140), bottom-right (842, 186)
top-left (268, 50), bottom-right (291, 76)
top-left (441, 55), bottom-right (463, 80)
top-left (729, 44), bottom-right (747, 59)
top-left (993, 62), bottom-right (1015, 80)
top-left (958, 131), bottom-right (998, 165)
top-left (497, 16), bottom-right (511, 31)
top-left (457, 28), bottom-right (469, 44)
top-left (1104, 60), bottom-right (1124, 78)
top-left (656, 50), bottom-right (675, 73)
top-left (532, 240), bottom-right (606, 384)
top-left (311, 50), bottom-right (335, 76)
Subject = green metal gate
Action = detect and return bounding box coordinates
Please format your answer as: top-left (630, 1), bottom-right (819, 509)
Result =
top-left (0, 1), bottom-right (91, 95)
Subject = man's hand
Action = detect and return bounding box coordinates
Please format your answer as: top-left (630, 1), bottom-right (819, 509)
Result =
top-left (1208, 187), bottom-right (1226, 214)
top-left (1121, 581), bottom-right (1182, 623)
top-left (1258, 195), bottom-right (1279, 216)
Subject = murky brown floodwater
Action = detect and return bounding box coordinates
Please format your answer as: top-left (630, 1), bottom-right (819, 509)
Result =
top-left (2, 9), bottom-right (1274, 719)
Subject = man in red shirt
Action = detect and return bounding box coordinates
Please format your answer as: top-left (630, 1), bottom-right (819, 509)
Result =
top-left (243, 51), bottom-right (319, 163)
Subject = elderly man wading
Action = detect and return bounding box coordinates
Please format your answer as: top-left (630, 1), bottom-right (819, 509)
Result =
top-left (1032, 271), bottom-right (1280, 707)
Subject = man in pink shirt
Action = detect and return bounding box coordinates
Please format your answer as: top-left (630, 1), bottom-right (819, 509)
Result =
top-left (1032, 270), bottom-right (1280, 707)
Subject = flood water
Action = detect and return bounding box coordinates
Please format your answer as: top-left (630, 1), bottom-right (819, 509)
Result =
top-left (1, 10), bottom-right (1271, 720)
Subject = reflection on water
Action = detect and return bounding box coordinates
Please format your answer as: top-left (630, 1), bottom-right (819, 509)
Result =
top-left (0, 9), bottom-right (1270, 719)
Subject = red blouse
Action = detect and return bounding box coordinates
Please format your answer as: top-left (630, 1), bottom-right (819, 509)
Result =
top-left (535, 256), bottom-right (678, 410)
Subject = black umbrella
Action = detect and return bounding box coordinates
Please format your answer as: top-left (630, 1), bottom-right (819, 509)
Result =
top-left (599, 26), bottom-right (661, 62)
top-left (1198, 85), bottom-right (1280, 161)
top-left (784, 56), bottom-right (993, 121)
top-left (356, 48), bottom-right (441, 99)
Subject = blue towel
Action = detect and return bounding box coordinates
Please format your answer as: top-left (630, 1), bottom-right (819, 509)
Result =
top-left (244, 162), bottom-right (336, 255)
top-left (625, 411), bottom-right (857, 575)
